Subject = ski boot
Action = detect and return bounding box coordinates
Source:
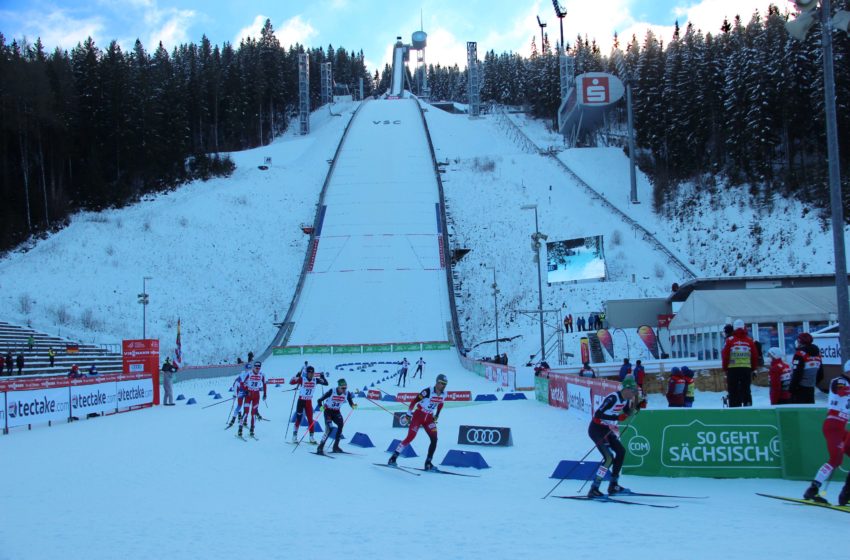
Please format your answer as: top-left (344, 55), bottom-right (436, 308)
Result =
top-left (332, 444), bottom-right (343, 453)
top-left (317, 443), bottom-right (325, 455)
top-left (291, 431), bottom-right (298, 444)
top-left (423, 458), bottom-right (436, 472)
top-left (587, 483), bottom-right (604, 499)
top-left (608, 479), bottom-right (630, 496)
top-left (255, 411), bottom-right (264, 421)
top-left (838, 484), bottom-right (850, 507)
top-left (309, 433), bottom-right (317, 444)
top-left (803, 481), bottom-right (829, 504)
top-left (249, 428), bottom-right (255, 439)
top-left (237, 425), bottom-right (244, 438)
top-left (226, 417), bottom-right (235, 429)
top-left (388, 452), bottom-right (399, 466)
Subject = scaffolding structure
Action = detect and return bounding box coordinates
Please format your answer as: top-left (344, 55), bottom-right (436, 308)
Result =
top-left (298, 53), bottom-right (310, 135)
top-left (320, 62), bottom-right (332, 106)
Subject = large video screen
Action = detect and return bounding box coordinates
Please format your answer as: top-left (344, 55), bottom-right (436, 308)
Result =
top-left (546, 236), bottom-right (607, 283)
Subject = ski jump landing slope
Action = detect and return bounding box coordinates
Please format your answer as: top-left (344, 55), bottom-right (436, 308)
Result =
top-left (286, 99), bottom-right (451, 346)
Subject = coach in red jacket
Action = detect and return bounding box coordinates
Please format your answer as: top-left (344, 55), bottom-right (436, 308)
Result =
top-left (721, 319), bottom-right (758, 407)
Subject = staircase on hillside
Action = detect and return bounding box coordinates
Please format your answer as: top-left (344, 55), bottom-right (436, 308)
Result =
top-left (0, 321), bottom-right (123, 377)
top-left (587, 332), bottom-right (606, 364)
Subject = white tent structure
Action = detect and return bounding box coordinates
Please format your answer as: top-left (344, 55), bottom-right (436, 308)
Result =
top-left (668, 286), bottom-right (841, 360)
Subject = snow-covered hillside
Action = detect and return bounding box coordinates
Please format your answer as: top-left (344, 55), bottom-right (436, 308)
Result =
top-left (0, 103), bottom-right (358, 364)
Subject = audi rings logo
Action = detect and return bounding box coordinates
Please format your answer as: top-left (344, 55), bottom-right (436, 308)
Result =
top-left (458, 425), bottom-right (512, 447)
top-left (466, 429), bottom-right (502, 445)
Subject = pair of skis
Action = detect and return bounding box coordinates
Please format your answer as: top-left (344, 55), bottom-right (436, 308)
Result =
top-left (555, 490), bottom-right (707, 509)
top-left (373, 463), bottom-right (480, 477)
top-left (757, 493), bottom-right (850, 514)
top-left (311, 449), bottom-right (362, 459)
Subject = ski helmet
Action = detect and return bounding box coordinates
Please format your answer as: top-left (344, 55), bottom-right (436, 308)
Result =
top-left (306, 365), bottom-right (315, 374)
top-left (338, 378), bottom-right (347, 387)
top-left (436, 373), bottom-right (448, 385)
top-left (621, 376), bottom-right (637, 390)
top-left (253, 361), bottom-right (262, 368)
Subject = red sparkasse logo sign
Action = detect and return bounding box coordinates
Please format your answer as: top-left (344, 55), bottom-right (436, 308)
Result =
top-left (582, 75), bottom-right (609, 104)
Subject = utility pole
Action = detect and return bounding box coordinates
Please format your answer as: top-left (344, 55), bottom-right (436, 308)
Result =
top-left (536, 16), bottom-right (547, 51)
top-left (522, 205), bottom-right (547, 363)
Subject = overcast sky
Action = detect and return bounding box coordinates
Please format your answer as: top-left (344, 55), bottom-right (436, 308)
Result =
top-left (1, 1), bottom-right (790, 71)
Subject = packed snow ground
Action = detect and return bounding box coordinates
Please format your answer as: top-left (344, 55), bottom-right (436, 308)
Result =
top-left (0, 103), bottom-right (357, 364)
top-left (0, 361), bottom-right (842, 560)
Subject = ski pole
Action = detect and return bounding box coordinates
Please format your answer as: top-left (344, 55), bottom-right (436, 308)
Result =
top-left (365, 397), bottom-right (399, 416)
top-left (225, 396), bottom-right (236, 423)
top-left (202, 396), bottom-right (234, 409)
top-left (284, 384), bottom-right (298, 442)
top-left (291, 408), bottom-right (320, 453)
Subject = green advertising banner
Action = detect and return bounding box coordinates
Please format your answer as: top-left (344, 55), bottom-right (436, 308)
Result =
top-left (621, 407), bottom-right (850, 480)
top-left (422, 342), bottom-right (452, 351)
top-left (392, 343), bottom-right (421, 352)
top-left (273, 347), bottom-right (302, 356)
top-left (535, 376), bottom-right (549, 404)
top-left (332, 345), bottom-right (362, 354)
top-left (363, 344), bottom-right (392, 353)
top-left (302, 346), bottom-right (333, 355)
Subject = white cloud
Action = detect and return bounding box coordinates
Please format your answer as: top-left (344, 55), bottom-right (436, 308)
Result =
top-left (148, 8), bottom-right (196, 49)
top-left (234, 14), bottom-right (268, 45)
top-left (278, 15), bottom-right (317, 47)
top-left (0, 9), bottom-right (106, 50)
top-left (673, 0), bottom-right (785, 31)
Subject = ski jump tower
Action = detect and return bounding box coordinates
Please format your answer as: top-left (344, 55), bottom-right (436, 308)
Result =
top-left (389, 27), bottom-right (429, 97)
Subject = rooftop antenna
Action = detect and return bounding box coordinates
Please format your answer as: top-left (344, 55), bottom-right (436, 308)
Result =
top-left (536, 16), bottom-right (547, 51)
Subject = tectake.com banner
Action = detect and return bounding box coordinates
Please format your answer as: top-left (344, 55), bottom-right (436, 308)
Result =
top-left (71, 376), bottom-right (117, 416)
top-left (116, 374), bottom-right (154, 408)
top-left (566, 382), bottom-right (592, 422)
top-left (6, 386), bottom-right (70, 428)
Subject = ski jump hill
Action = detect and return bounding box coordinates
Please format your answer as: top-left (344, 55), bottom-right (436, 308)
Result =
top-left (261, 96), bottom-right (465, 380)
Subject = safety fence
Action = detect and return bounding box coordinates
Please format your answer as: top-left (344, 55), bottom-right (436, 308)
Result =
top-left (459, 354), bottom-right (516, 390)
top-left (0, 372), bottom-right (155, 434)
top-left (272, 341), bottom-right (452, 356)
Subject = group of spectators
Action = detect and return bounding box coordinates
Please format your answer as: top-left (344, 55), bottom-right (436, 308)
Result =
top-left (0, 350), bottom-right (26, 376)
top-left (563, 312), bottom-right (606, 333)
top-left (485, 353), bottom-right (509, 365)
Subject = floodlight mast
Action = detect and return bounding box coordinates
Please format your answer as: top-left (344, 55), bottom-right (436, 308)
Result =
top-left (552, 1), bottom-right (566, 52)
top-left (536, 16), bottom-right (548, 51)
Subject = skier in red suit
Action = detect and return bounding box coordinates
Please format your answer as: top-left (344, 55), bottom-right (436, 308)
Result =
top-left (388, 374), bottom-right (448, 471)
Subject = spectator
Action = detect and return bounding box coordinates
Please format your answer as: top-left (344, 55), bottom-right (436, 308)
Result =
top-left (721, 319), bottom-right (757, 407)
top-left (567, 314), bottom-right (573, 333)
top-left (579, 361), bottom-right (595, 378)
top-left (16, 352), bottom-right (24, 375)
top-left (767, 347), bottom-right (792, 405)
top-left (162, 357), bottom-right (177, 406)
top-left (563, 315), bottom-right (569, 334)
top-left (682, 367), bottom-right (696, 407)
top-left (618, 358), bottom-right (632, 381)
top-left (27, 335), bottom-right (35, 351)
top-left (48, 347), bottom-right (55, 367)
top-left (0, 353), bottom-right (4, 376)
top-left (599, 312), bottom-right (607, 328)
top-left (67, 364), bottom-right (82, 378)
top-left (790, 332), bottom-right (823, 405)
top-left (247, 351), bottom-right (254, 364)
top-left (633, 360), bottom-right (645, 389)
top-left (88, 364), bottom-right (98, 376)
top-left (666, 367), bottom-right (687, 407)
top-left (4, 350), bottom-right (12, 375)
top-left (501, 353), bottom-right (508, 365)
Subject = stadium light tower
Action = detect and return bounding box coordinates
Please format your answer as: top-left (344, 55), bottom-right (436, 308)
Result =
top-left (552, 1), bottom-right (566, 53)
top-left (787, 0), bottom-right (850, 361)
top-left (536, 15), bottom-right (548, 51)
top-left (521, 204), bottom-right (548, 364)
top-left (487, 266), bottom-right (500, 357)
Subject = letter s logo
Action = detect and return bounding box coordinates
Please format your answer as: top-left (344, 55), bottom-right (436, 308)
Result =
top-left (583, 77), bottom-right (609, 104)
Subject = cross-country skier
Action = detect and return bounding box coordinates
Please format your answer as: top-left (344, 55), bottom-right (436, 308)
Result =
top-left (290, 366), bottom-right (328, 443)
top-left (396, 358), bottom-right (410, 387)
top-left (227, 363), bottom-right (252, 429)
top-left (388, 373), bottom-right (448, 471)
top-left (316, 378), bottom-right (357, 454)
top-left (803, 359), bottom-right (850, 505)
top-left (587, 376), bottom-right (640, 497)
top-left (414, 357), bottom-right (425, 379)
top-left (238, 361), bottom-right (267, 439)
